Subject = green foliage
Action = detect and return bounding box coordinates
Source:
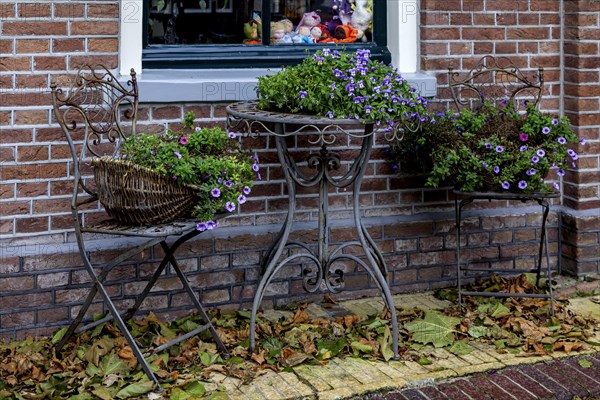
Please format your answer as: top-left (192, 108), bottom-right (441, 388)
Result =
top-left (256, 49), bottom-right (429, 128)
top-left (390, 101), bottom-right (585, 193)
top-left (121, 112), bottom-right (258, 227)
top-left (404, 311), bottom-right (461, 348)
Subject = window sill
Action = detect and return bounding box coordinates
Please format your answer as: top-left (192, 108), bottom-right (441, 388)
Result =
top-left (134, 69), bottom-right (437, 103)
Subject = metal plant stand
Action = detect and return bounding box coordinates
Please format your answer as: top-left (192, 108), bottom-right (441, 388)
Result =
top-left (455, 190), bottom-right (559, 315)
top-left (227, 101), bottom-right (399, 359)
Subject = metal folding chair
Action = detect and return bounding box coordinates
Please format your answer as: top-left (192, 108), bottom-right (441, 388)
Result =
top-left (50, 65), bottom-right (228, 390)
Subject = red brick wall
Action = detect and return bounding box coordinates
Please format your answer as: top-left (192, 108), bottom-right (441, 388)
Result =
top-left (0, 0), bottom-right (598, 339)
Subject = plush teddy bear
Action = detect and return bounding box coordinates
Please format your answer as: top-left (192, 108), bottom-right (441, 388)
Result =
top-left (296, 11), bottom-right (321, 33)
top-left (350, 0), bottom-right (372, 42)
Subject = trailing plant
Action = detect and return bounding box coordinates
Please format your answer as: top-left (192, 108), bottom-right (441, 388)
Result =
top-left (390, 101), bottom-right (585, 193)
top-left (121, 112), bottom-right (259, 229)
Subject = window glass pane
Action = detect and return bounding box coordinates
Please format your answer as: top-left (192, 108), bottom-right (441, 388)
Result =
top-left (147, 0), bottom-right (260, 44)
top-left (146, 0), bottom-right (373, 46)
top-left (272, 1), bottom-right (372, 44)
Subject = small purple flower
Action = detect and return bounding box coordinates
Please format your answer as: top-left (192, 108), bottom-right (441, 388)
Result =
top-left (243, 186), bottom-right (251, 195)
top-left (238, 194), bottom-right (247, 204)
top-left (526, 168), bottom-right (536, 176)
top-left (532, 156), bottom-right (540, 163)
top-left (228, 132), bottom-right (237, 139)
top-left (567, 149), bottom-right (575, 157)
top-left (206, 220), bottom-right (217, 230)
top-left (519, 133), bottom-right (528, 142)
top-left (257, 172), bottom-right (262, 180)
top-left (520, 145), bottom-right (528, 152)
top-left (195, 126), bottom-right (202, 132)
top-left (224, 180), bottom-right (233, 187)
top-left (537, 149), bottom-right (545, 157)
top-left (502, 181), bottom-right (510, 190)
top-left (542, 127), bottom-right (551, 134)
top-left (518, 180), bottom-right (527, 189)
top-left (496, 145), bottom-right (504, 153)
top-left (252, 163), bottom-right (259, 172)
top-left (482, 162), bottom-right (489, 168)
top-left (225, 202), bottom-right (235, 212)
top-left (345, 83), bottom-right (356, 93)
top-left (557, 137), bottom-right (566, 145)
top-left (299, 90), bottom-right (308, 99)
top-left (553, 182), bottom-right (560, 190)
top-left (327, 111), bottom-right (335, 119)
top-left (493, 166), bottom-right (500, 174)
top-left (580, 137), bottom-right (586, 145)
top-left (174, 151), bottom-right (182, 159)
top-left (172, 175), bottom-right (177, 180)
top-left (556, 169), bottom-right (565, 177)
top-left (179, 136), bottom-right (188, 145)
top-left (485, 143), bottom-right (492, 149)
top-left (571, 152), bottom-right (578, 160)
top-left (552, 118), bottom-right (559, 126)
top-left (211, 188), bottom-right (221, 198)
top-left (196, 222), bottom-right (207, 232)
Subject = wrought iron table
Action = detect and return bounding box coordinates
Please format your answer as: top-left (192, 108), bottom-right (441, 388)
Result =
top-left (227, 101), bottom-right (399, 359)
top-left (454, 190), bottom-right (559, 314)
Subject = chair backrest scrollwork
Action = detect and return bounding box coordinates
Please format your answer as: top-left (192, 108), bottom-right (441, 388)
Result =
top-left (51, 65), bottom-right (138, 203)
top-left (448, 55), bottom-right (544, 113)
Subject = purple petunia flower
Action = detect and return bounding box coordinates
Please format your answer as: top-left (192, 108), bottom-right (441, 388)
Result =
top-left (537, 149), bottom-right (545, 157)
top-left (225, 202), bottom-right (235, 212)
top-left (174, 151), bottom-right (182, 159)
top-left (206, 220), bottom-right (217, 230)
top-left (196, 222), bottom-right (207, 232)
top-left (571, 153), bottom-right (578, 160)
top-left (519, 133), bottom-right (529, 142)
top-left (520, 145), bottom-right (528, 152)
top-left (228, 132), bottom-right (237, 139)
top-left (493, 166), bottom-right (500, 174)
top-left (557, 137), bottom-right (566, 144)
top-left (502, 181), bottom-right (510, 190)
top-left (238, 194), bottom-right (247, 204)
top-left (243, 186), bottom-right (251, 195)
top-left (532, 156), bottom-right (540, 163)
top-left (211, 188), bottom-right (221, 198)
top-left (224, 180), bottom-right (233, 187)
top-left (580, 137), bottom-right (586, 145)
top-left (553, 182), bottom-right (560, 190)
top-left (542, 127), bottom-right (551, 134)
top-left (496, 146), bottom-right (504, 153)
top-left (552, 118), bottom-right (559, 125)
top-left (567, 149), bottom-right (575, 157)
top-left (252, 163), bottom-right (259, 172)
top-left (482, 162), bottom-right (489, 168)
top-left (556, 169), bottom-right (565, 177)
top-left (485, 143), bottom-right (492, 149)
top-left (195, 126), bottom-right (202, 132)
top-left (526, 168), bottom-right (536, 176)
top-left (179, 136), bottom-right (188, 145)
top-left (518, 180), bottom-right (527, 189)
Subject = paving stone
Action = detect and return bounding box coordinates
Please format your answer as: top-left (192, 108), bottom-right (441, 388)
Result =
top-left (317, 387), bottom-right (355, 400)
top-left (252, 373), bottom-right (287, 399)
top-left (555, 359), bottom-right (600, 396)
top-left (399, 389), bottom-right (429, 400)
top-left (536, 361), bottom-right (589, 398)
top-left (293, 365), bottom-right (333, 392)
top-left (498, 368), bottom-right (554, 399)
top-left (316, 359), bottom-right (365, 391)
top-left (451, 362), bottom-right (506, 376)
top-left (339, 357), bottom-right (397, 385)
top-left (434, 381), bottom-right (474, 400)
top-left (278, 371), bottom-right (315, 398)
top-left (469, 373), bottom-right (518, 399)
top-left (427, 347), bottom-right (471, 369)
top-left (452, 378), bottom-right (494, 400)
top-left (518, 364), bottom-right (571, 399)
top-left (417, 385), bottom-right (449, 399)
top-left (485, 373), bottom-right (538, 400)
top-left (364, 359), bottom-right (410, 383)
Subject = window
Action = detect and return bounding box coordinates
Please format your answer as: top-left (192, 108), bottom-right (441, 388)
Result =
top-left (142, 0), bottom-right (390, 68)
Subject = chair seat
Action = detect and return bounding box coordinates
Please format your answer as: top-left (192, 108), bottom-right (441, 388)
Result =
top-left (82, 218), bottom-right (199, 238)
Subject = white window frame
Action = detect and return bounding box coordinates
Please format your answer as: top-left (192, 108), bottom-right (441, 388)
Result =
top-left (118, 0), bottom-right (435, 101)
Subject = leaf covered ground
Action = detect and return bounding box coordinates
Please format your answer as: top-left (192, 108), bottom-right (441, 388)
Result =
top-left (1, 274), bottom-right (598, 399)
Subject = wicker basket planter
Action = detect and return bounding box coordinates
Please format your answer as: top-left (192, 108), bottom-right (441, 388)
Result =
top-left (92, 157), bottom-right (199, 225)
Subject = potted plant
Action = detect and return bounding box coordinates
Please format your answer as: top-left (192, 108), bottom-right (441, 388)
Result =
top-left (255, 48), bottom-right (429, 128)
top-left (389, 101), bottom-right (585, 193)
top-left (113, 112), bottom-right (259, 229)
